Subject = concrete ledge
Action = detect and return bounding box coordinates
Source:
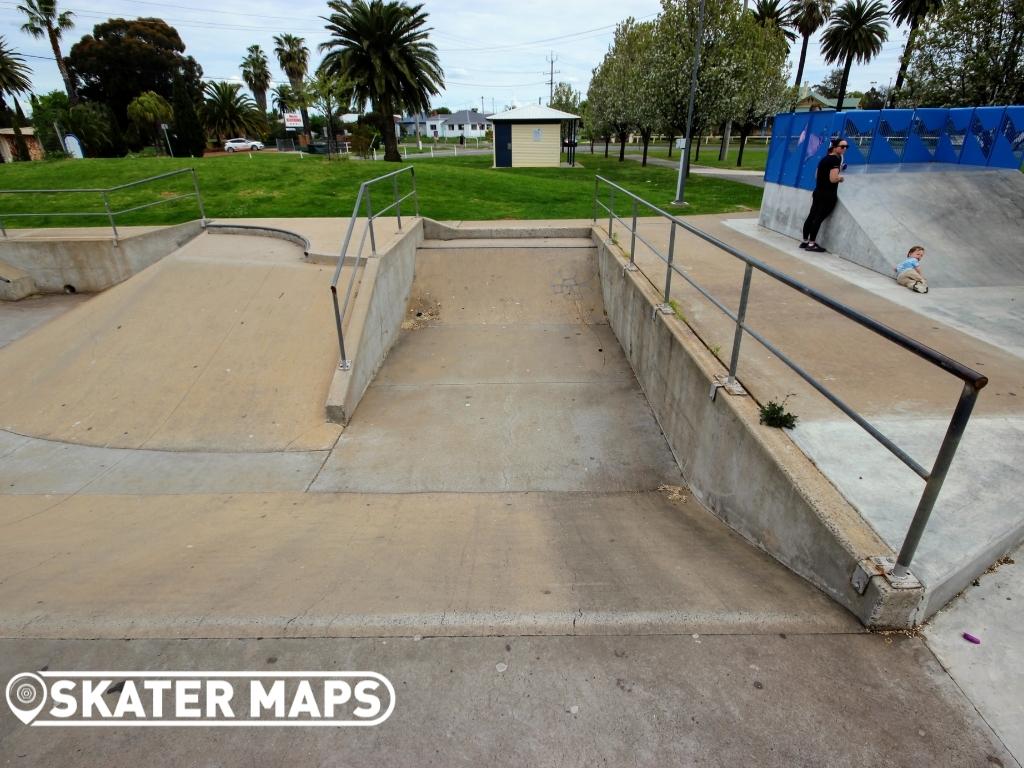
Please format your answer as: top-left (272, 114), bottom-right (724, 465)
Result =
top-left (424, 218), bottom-right (592, 240)
top-left (0, 259), bottom-right (36, 301)
top-left (0, 220), bottom-right (203, 294)
top-left (326, 219), bottom-right (423, 424)
top-left (594, 232), bottom-right (923, 627)
top-left (205, 222), bottom-right (311, 256)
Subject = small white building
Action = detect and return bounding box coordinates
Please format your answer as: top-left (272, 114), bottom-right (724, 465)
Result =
top-left (400, 109), bottom-right (492, 139)
top-left (488, 105), bottom-right (580, 168)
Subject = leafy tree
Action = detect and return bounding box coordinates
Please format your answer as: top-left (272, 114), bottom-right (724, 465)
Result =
top-left (859, 84), bottom-right (888, 108)
top-left (0, 36), bottom-right (32, 160)
top-left (241, 44), bottom-right (271, 115)
top-left (66, 101), bottom-right (113, 155)
top-left (583, 64), bottom-right (614, 156)
top-left (308, 69), bottom-right (350, 158)
top-left (319, 0), bottom-right (444, 162)
top-left (814, 67), bottom-right (845, 98)
top-left (788, 0), bottom-right (833, 102)
top-left (29, 90), bottom-right (69, 152)
top-left (67, 18), bottom-right (203, 154)
top-left (202, 81), bottom-right (262, 143)
top-left (17, 0), bottom-right (76, 103)
top-left (888, 0), bottom-right (943, 106)
top-left (821, 0), bottom-right (889, 111)
top-left (271, 84), bottom-right (296, 113)
top-left (170, 75), bottom-right (205, 156)
top-left (273, 34), bottom-right (310, 137)
top-left (750, 0), bottom-right (797, 42)
top-left (588, 43), bottom-right (633, 160)
top-left (433, 106), bottom-right (451, 114)
top-left (905, 0), bottom-right (1023, 105)
top-left (550, 81), bottom-right (582, 143)
top-left (619, 19), bottom-right (663, 165)
top-left (127, 90), bottom-right (172, 152)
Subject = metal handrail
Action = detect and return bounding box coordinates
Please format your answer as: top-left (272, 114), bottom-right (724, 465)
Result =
top-left (0, 169), bottom-right (207, 245)
top-left (330, 166), bottom-right (419, 371)
top-left (593, 175), bottom-right (987, 578)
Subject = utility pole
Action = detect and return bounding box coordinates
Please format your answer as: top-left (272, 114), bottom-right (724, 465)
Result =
top-left (544, 51), bottom-right (560, 104)
top-left (675, 0), bottom-right (706, 204)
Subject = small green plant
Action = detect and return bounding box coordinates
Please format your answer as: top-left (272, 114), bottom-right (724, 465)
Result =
top-left (669, 299), bottom-right (686, 322)
top-left (710, 344), bottom-right (721, 357)
top-left (609, 231), bottom-right (619, 246)
top-left (759, 396), bottom-right (798, 429)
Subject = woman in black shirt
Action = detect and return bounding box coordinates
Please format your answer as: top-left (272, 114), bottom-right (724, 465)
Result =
top-left (800, 139), bottom-right (847, 252)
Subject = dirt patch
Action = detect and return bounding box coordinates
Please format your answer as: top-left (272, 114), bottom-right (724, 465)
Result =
top-left (402, 292), bottom-right (442, 330)
top-left (658, 484), bottom-right (688, 504)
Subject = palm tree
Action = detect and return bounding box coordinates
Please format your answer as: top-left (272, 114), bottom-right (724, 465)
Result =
top-left (319, 0), bottom-right (444, 162)
top-left (751, 0), bottom-right (797, 42)
top-left (888, 0), bottom-right (942, 106)
top-left (273, 34), bottom-right (310, 136)
top-left (271, 83), bottom-right (296, 114)
top-left (0, 36), bottom-right (32, 161)
top-left (821, 0), bottom-right (889, 112)
top-left (788, 0), bottom-right (833, 105)
top-left (240, 45), bottom-right (272, 115)
top-left (16, 0), bottom-right (76, 103)
top-left (202, 81), bottom-right (263, 144)
top-left (127, 91), bottom-right (172, 153)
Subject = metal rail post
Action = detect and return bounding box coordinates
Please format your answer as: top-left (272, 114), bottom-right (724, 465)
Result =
top-left (592, 177), bottom-right (599, 222)
top-left (101, 191), bottom-right (119, 245)
top-left (412, 167), bottom-right (420, 218)
top-left (727, 264), bottom-right (754, 385)
top-left (607, 186), bottom-right (614, 239)
top-left (629, 199), bottom-right (638, 267)
top-left (393, 174), bottom-right (402, 231)
top-left (1, 218), bottom-right (6, 237)
top-left (191, 169), bottom-right (207, 226)
top-left (365, 188), bottom-right (377, 254)
top-left (331, 287), bottom-right (350, 370)
top-left (893, 382), bottom-right (980, 575)
top-left (663, 223), bottom-right (676, 304)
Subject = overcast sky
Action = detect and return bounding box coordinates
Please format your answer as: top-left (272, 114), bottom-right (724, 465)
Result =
top-left (1, 0), bottom-right (910, 113)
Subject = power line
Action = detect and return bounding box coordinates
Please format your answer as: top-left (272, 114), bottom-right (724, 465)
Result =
top-left (544, 52), bottom-right (560, 103)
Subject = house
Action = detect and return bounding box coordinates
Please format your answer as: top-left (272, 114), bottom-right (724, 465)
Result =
top-left (400, 109), bottom-right (493, 139)
top-left (400, 112), bottom-right (447, 138)
top-left (488, 105), bottom-right (580, 168)
top-left (0, 127), bottom-right (45, 162)
top-left (794, 84), bottom-right (860, 112)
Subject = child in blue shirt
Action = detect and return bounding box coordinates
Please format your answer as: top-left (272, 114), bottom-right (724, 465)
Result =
top-left (895, 246), bottom-right (928, 293)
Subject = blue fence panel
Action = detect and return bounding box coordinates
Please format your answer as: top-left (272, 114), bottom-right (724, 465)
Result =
top-left (962, 106), bottom-right (1005, 166)
top-left (991, 106), bottom-right (1024, 169)
top-left (905, 108), bottom-right (947, 163)
top-left (797, 111), bottom-right (839, 189)
top-left (764, 113), bottom-right (793, 184)
top-left (869, 109), bottom-right (914, 163)
top-left (937, 108), bottom-right (974, 164)
top-left (835, 111), bottom-right (878, 166)
top-left (779, 112), bottom-right (812, 187)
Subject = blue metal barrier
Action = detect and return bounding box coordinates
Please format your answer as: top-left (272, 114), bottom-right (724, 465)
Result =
top-left (765, 105), bottom-right (1024, 187)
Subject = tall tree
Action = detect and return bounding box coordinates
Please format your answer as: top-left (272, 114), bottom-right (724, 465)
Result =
top-left (319, 0), bottom-right (444, 162)
top-left (750, 0), bottom-right (797, 42)
top-left (0, 36), bottom-right (32, 161)
top-left (67, 18), bottom-right (203, 154)
top-left (549, 81), bottom-right (581, 144)
top-left (308, 69), bottom-right (349, 158)
top-left (17, 0), bottom-right (76, 103)
top-left (170, 75), bottom-right (205, 156)
top-left (273, 34), bottom-right (310, 137)
top-left (821, 0), bottom-right (889, 111)
top-left (127, 90), bottom-right (172, 152)
top-left (888, 0), bottom-right (943, 106)
top-left (617, 19), bottom-right (663, 166)
top-left (905, 0), bottom-right (1023, 105)
top-left (584, 63), bottom-right (614, 157)
top-left (271, 83), bottom-right (297, 114)
top-left (202, 81), bottom-right (262, 143)
top-left (788, 0), bottom-right (832, 104)
top-left (240, 44), bottom-right (271, 115)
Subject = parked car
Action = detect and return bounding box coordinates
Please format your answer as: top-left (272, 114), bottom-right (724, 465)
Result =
top-left (223, 138), bottom-right (264, 152)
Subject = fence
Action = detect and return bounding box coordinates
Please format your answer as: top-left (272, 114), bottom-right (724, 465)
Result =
top-left (329, 166), bottom-right (419, 369)
top-left (0, 168), bottom-right (207, 244)
top-left (593, 174), bottom-right (987, 581)
top-left (765, 105), bottom-right (1024, 190)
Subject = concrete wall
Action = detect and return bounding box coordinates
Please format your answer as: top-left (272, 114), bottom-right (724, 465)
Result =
top-left (511, 123), bottom-right (560, 167)
top-left (326, 219), bottom-right (423, 424)
top-left (0, 220), bottom-right (203, 295)
top-left (594, 233), bottom-right (923, 627)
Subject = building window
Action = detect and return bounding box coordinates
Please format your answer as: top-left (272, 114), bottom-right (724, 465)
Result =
top-left (459, 124), bottom-right (464, 130)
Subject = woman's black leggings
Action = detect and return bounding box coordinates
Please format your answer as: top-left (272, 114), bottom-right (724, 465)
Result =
top-left (802, 193), bottom-right (837, 241)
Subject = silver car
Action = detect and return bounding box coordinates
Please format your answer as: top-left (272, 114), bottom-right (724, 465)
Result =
top-left (223, 138), bottom-right (264, 152)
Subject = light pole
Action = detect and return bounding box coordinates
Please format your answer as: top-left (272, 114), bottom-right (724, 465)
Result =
top-left (675, 0), bottom-right (706, 205)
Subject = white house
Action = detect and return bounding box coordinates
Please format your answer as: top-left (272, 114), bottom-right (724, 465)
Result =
top-left (400, 109), bottom-right (492, 139)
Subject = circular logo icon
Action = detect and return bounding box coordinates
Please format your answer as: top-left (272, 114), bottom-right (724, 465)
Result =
top-left (5, 672), bottom-right (48, 725)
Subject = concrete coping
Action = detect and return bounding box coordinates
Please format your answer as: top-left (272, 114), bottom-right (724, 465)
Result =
top-left (205, 222), bottom-right (311, 257)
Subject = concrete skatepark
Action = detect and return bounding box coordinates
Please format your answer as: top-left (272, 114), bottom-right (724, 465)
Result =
top-left (0, 185), bottom-right (1021, 762)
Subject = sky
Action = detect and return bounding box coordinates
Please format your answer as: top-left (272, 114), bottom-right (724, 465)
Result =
top-left (0, 0), bottom-right (911, 114)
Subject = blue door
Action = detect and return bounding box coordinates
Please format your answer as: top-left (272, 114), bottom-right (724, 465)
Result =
top-left (495, 123), bottom-right (512, 167)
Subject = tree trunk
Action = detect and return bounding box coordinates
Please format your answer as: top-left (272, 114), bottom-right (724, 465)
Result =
top-left (12, 100), bottom-right (30, 161)
top-left (48, 27), bottom-right (77, 105)
top-left (380, 97), bottom-right (401, 162)
top-left (890, 17), bottom-right (920, 107)
top-left (836, 56), bottom-right (854, 113)
top-left (695, 133), bottom-right (702, 161)
top-left (719, 121), bottom-right (732, 161)
top-left (604, 137), bottom-right (609, 158)
top-left (617, 130), bottom-right (627, 161)
top-left (667, 130), bottom-right (675, 158)
top-left (641, 129), bottom-right (651, 166)
top-left (737, 127), bottom-right (749, 166)
top-left (254, 90), bottom-right (268, 115)
top-left (791, 34), bottom-right (810, 111)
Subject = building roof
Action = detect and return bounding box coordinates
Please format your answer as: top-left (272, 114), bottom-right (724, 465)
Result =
top-left (444, 109), bottom-right (492, 126)
top-left (488, 105), bottom-right (580, 122)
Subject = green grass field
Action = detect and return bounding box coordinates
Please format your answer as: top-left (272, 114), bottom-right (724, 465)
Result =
top-left (0, 152), bottom-right (764, 229)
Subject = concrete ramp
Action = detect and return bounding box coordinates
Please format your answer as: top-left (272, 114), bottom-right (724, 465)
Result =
top-left (0, 232), bottom-right (343, 451)
top-left (760, 169), bottom-right (1024, 287)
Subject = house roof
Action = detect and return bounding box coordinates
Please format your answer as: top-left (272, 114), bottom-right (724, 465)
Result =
top-left (443, 109), bottom-right (492, 126)
top-left (488, 105), bottom-right (580, 122)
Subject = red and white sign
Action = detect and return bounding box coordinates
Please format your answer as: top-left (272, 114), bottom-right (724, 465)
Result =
top-left (284, 112), bottom-right (303, 130)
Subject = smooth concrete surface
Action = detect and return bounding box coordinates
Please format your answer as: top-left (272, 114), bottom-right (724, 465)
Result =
top-left (792, 417), bottom-right (1024, 621)
top-left (326, 218), bottom-right (422, 424)
top-left (0, 259), bottom-right (35, 300)
top-left (0, 220), bottom-right (203, 293)
top-left (215, 216), bottom-right (406, 260)
top-left (924, 545), bottom-right (1023, 765)
top-left (0, 232), bottom-right (343, 452)
top-left (0, 634), bottom-right (1013, 767)
top-left (0, 491), bottom-right (854, 638)
top-left (758, 169), bottom-right (1024, 286)
top-left (0, 292), bottom-right (91, 347)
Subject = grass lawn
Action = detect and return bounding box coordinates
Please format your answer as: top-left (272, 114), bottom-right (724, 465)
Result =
top-left (0, 152), bottom-right (763, 229)
top-left (642, 143), bottom-right (770, 172)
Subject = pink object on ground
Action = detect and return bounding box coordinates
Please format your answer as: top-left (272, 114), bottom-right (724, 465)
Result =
top-left (962, 632), bottom-right (981, 644)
